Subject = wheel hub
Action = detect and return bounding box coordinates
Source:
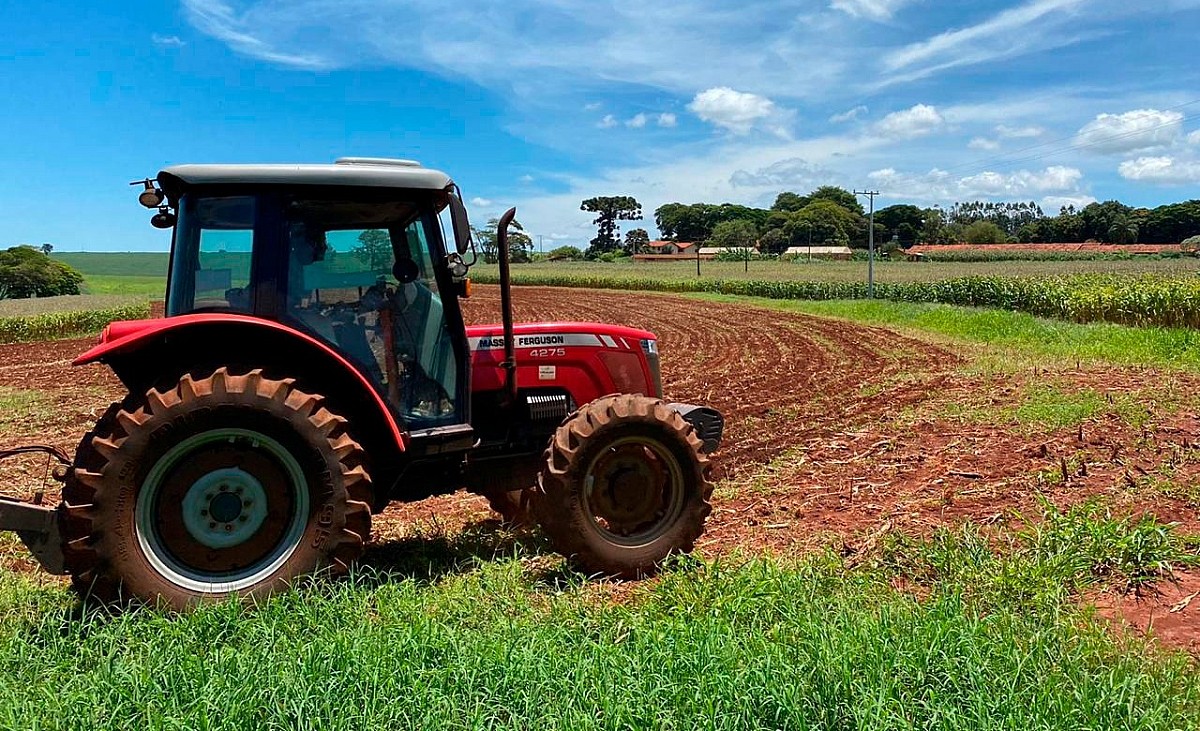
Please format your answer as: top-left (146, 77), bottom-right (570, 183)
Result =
top-left (587, 442), bottom-right (673, 537)
top-left (180, 466), bottom-right (269, 549)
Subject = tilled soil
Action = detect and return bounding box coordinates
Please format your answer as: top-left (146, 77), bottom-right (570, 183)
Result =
top-left (1, 286), bottom-right (1197, 648)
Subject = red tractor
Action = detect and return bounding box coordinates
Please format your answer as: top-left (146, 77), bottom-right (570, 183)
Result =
top-left (0, 157), bottom-right (723, 608)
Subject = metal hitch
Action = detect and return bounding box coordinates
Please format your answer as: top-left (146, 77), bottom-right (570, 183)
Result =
top-left (0, 495), bottom-right (66, 575)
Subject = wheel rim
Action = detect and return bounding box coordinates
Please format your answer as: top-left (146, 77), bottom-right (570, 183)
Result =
top-left (135, 428), bottom-right (310, 593)
top-left (583, 436), bottom-right (685, 547)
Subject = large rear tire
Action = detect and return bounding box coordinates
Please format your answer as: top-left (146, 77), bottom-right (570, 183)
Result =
top-left (60, 368), bottom-right (372, 610)
top-left (533, 394), bottom-right (711, 578)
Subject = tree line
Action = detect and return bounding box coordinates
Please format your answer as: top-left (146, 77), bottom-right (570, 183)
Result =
top-left (573, 189), bottom-right (1200, 257)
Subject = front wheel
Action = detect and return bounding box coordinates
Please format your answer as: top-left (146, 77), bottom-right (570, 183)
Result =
top-left (61, 368), bottom-right (373, 609)
top-left (533, 395), bottom-right (711, 578)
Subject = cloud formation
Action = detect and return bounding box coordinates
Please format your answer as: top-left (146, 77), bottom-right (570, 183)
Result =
top-left (687, 87), bottom-right (778, 135)
top-left (1075, 109), bottom-right (1185, 153)
top-left (1118, 156), bottom-right (1200, 184)
top-left (875, 104), bottom-right (944, 139)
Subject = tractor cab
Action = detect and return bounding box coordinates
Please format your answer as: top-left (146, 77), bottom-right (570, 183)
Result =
top-left (155, 158), bottom-right (474, 437)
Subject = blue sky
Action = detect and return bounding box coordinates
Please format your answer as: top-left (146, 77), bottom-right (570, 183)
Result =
top-left (2, 0), bottom-right (1199, 251)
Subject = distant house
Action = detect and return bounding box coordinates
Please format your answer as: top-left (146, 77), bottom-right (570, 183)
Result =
top-left (784, 246), bottom-right (853, 260)
top-left (645, 240), bottom-right (696, 255)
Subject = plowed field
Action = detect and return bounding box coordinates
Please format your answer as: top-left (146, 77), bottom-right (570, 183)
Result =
top-left (2, 286), bottom-right (1199, 646)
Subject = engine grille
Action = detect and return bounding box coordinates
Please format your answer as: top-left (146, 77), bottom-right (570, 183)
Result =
top-left (525, 392), bottom-right (572, 423)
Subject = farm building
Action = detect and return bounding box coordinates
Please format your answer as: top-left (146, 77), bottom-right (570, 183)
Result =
top-left (698, 247), bottom-right (755, 256)
top-left (783, 246), bottom-right (853, 260)
top-left (644, 240), bottom-right (696, 255)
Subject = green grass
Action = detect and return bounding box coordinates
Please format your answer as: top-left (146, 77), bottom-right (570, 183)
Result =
top-left (81, 274), bottom-right (166, 297)
top-left (52, 252), bottom-right (169, 277)
top-left (692, 294), bottom-right (1200, 370)
top-left (0, 388), bottom-right (52, 432)
top-left (0, 505), bottom-right (1197, 730)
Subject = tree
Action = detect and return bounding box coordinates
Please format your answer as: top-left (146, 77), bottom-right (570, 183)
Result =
top-left (1079, 201), bottom-right (1133, 242)
top-left (963, 220), bottom-right (1006, 244)
top-left (353, 229), bottom-right (392, 271)
top-left (581, 196), bottom-right (642, 257)
top-left (471, 217), bottom-right (533, 264)
top-left (624, 228), bottom-right (650, 255)
top-left (709, 220), bottom-right (758, 250)
top-left (547, 245), bottom-right (585, 261)
top-left (771, 192), bottom-right (810, 213)
top-left (39, 243), bottom-right (53, 255)
top-left (875, 205), bottom-right (925, 247)
top-left (789, 200), bottom-right (857, 247)
top-left (1107, 215), bottom-right (1139, 245)
top-left (809, 186), bottom-right (864, 216)
top-left (0, 245), bottom-right (83, 298)
top-left (758, 228), bottom-right (789, 255)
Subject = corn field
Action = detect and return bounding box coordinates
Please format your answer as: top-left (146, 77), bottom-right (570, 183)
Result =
top-left (474, 272), bottom-right (1200, 329)
top-left (0, 304), bottom-right (150, 344)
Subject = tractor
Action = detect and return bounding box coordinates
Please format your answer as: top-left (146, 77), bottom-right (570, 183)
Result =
top-left (0, 157), bottom-right (723, 609)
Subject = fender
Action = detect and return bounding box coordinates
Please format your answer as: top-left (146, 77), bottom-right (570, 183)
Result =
top-left (74, 313), bottom-right (407, 453)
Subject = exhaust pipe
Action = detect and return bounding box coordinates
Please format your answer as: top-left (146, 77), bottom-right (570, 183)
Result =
top-left (496, 207), bottom-right (519, 407)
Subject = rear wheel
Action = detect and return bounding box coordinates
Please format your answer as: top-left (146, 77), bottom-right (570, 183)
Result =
top-left (61, 368), bottom-right (372, 609)
top-left (533, 395), bottom-right (711, 578)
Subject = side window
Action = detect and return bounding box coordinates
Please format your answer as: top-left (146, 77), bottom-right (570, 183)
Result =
top-left (281, 200), bottom-right (462, 430)
top-left (168, 196), bottom-right (255, 314)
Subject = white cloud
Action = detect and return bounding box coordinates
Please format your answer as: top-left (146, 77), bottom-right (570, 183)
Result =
top-left (626, 113), bottom-right (648, 129)
top-left (1076, 109), bottom-right (1185, 154)
top-left (598, 114), bottom-right (618, 129)
top-left (181, 0), bottom-right (328, 68)
top-left (152, 34), bottom-right (186, 47)
top-left (881, 0), bottom-right (1090, 83)
top-left (583, 102), bottom-right (602, 111)
top-left (470, 197), bottom-right (493, 207)
top-left (830, 105), bottom-right (868, 123)
top-left (968, 137), bottom-right (1000, 151)
top-left (995, 124), bottom-right (1044, 138)
top-left (729, 158), bottom-right (838, 188)
top-left (657, 113), bottom-right (677, 128)
top-left (830, 0), bottom-right (913, 21)
top-left (1189, 129), bottom-right (1200, 145)
top-left (518, 174), bottom-right (535, 184)
top-left (875, 104), bottom-right (943, 139)
top-left (687, 87), bottom-right (777, 135)
top-left (1118, 155), bottom-right (1200, 185)
top-left (866, 164), bottom-right (1084, 200)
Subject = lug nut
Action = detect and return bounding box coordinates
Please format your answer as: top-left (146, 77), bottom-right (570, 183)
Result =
top-left (208, 522), bottom-right (217, 529)
top-left (224, 524), bottom-right (234, 532)
top-left (234, 486), bottom-right (243, 495)
top-left (238, 516), bottom-right (248, 523)
top-left (219, 485), bottom-right (228, 492)
top-left (200, 510), bottom-right (208, 517)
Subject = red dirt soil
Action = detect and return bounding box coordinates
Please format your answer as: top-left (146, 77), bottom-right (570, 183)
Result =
top-left (1, 286), bottom-right (1197, 648)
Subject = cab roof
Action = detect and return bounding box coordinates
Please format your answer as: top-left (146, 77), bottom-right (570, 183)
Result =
top-left (158, 157), bottom-right (454, 195)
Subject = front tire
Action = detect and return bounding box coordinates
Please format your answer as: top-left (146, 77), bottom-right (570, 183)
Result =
top-left (533, 395), bottom-right (711, 578)
top-left (60, 368), bottom-right (372, 609)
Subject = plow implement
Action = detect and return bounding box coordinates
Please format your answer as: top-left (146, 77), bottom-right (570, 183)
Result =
top-left (0, 446), bottom-right (70, 575)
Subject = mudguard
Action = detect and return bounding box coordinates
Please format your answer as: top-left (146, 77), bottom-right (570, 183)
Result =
top-left (73, 314), bottom-right (407, 453)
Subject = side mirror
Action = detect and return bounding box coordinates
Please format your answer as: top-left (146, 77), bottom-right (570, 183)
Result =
top-left (448, 189), bottom-right (472, 255)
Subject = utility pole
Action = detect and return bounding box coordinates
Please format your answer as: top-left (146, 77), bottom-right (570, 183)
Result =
top-left (854, 190), bottom-right (879, 298)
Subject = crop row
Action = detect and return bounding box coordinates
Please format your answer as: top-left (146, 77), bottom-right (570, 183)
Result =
top-left (0, 303), bottom-right (150, 344)
top-left (474, 272), bottom-right (1200, 329)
